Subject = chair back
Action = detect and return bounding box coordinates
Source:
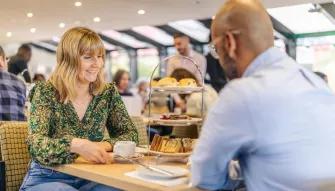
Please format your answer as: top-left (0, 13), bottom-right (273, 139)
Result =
top-left (130, 116), bottom-right (148, 146)
top-left (0, 122), bottom-right (30, 191)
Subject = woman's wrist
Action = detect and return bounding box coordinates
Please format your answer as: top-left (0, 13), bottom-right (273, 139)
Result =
top-left (70, 138), bottom-right (87, 153)
top-left (100, 141), bottom-right (113, 152)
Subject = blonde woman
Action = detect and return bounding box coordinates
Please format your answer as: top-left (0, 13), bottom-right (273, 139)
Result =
top-left (20, 27), bottom-right (138, 191)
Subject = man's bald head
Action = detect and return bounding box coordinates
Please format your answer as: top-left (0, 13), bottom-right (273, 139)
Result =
top-left (213, 0), bottom-right (274, 52)
top-left (211, 0), bottom-right (274, 79)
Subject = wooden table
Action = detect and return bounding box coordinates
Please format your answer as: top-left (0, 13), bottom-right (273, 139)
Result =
top-left (52, 156), bottom-right (201, 191)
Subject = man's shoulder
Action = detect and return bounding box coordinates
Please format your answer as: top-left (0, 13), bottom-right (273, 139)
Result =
top-left (192, 50), bottom-right (206, 60)
top-left (0, 70), bottom-right (25, 87)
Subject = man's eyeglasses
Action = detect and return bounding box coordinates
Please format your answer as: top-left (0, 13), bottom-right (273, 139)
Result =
top-left (208, 30), bottom-right (241, 59)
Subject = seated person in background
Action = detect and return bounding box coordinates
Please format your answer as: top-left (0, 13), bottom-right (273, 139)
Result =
top-left (144, 77), bottom-right (172, 140)
top-left (112, 69), bottom-right (133, 96)
top-left (170, 68), bottom-right (218, 138)
top-left (137, 80), bottom-right (149, 112)
top-left (20, 27), bottom-right (138, 191)
top-left (171, 68), bottom-right (218, 117)
top-left (0, 45), bottom-right (26, 121)
top-left (192, 0), bottom-right (335, 190)
top-left (32, 73), bottom-right (46, 83)
top-left (314, 71), bottom-right (328, 83)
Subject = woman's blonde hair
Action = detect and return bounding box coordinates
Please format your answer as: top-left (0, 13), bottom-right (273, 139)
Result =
top-left (49, 27), bottom-right (105, 103)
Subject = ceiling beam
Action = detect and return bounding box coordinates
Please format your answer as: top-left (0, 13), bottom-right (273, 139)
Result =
top-left (270, 15), bottom-right (295, 39)
top-left (320, 2), bottom-right (335, 25)
top-left (99, 33), bottom-right (135, 50)
top-left (30, 43), bottom-right (56, 54)
top-left (156, 25), bottom-right (204, 45)
top-left (41, 40), bottom-right (59, 47)
top-left (198, 18), bottom-right (212, 30)
top-left (120, 30), bottom-right (166, 48)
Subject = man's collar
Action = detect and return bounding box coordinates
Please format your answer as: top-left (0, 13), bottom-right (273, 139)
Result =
top-left (242, 47), bottom-right (286, 77)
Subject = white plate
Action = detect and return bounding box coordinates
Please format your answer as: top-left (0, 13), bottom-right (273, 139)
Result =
top-left (149, 150), bottom-right (192, 157)
top-left (135, 146), bottom-right (150, 154)
top-left (112, 153), bottom-right (144, 163)
top-left (137, 165), bottom-right (189, 179)
top-left (152, 86), bottom-right (203, 94)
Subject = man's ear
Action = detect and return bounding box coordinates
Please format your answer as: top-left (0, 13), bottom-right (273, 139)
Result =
top-left (225, 32), bottom-right (237, 59)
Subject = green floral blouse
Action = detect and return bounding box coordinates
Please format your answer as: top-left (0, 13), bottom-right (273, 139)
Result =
top-left (27, 82), bottom-right (139, 166)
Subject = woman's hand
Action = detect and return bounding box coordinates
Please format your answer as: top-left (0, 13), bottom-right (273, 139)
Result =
top-left (95, 141), bottom-right (113, 152)
top-left (70, 138), bottom-right (111, 164)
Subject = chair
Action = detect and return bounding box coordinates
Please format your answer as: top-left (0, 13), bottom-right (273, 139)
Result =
top-left (0, 122), bottom-right (30, 191)
top-left (130, 116), bottom-right (149, 146)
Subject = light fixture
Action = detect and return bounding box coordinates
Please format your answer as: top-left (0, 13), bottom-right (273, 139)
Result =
top-left (6, 32), bottom-right (12, 37)
top-left (52, 36), bottom-right (60, 42)
top-left (93, 17), bottom-right (101, 22)
top-left (212, 15), bottom-right (216, 20)
top-left (30, 28), bottom-right (36, 33)
top-left (27, 12), bottom-right (33, 18)
top-left (74, 1), bottom-right (82, 7)
top-left (137, 9), bottom-right (146, 15)
top-left (59, 22), bottom-right (65, 28)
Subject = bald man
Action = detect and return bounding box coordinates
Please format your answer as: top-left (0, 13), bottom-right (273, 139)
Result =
top-left (191, 0), bottom-right (335, 190)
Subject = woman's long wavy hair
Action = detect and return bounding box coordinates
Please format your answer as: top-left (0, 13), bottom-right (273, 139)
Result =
top-left (49, 27), bottom-right (106, 103)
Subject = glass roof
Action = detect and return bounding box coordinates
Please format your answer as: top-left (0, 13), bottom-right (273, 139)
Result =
top-left (102, 40), bottom-right (116, 51)
top-left (168, 19), bottom-right (210, 42)
top-left (268, 4), bottom-right (335, 34)
top-left (132, 26), bottom-right (174, 46)
top-left (101, 30), bottom-right (151, 49)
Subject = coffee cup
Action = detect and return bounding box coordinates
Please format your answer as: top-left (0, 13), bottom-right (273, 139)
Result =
top-left (113, 141), bottom-right (136, 157)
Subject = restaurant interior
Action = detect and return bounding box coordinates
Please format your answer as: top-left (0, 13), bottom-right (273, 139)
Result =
top-left (1, 0), bottom-right (335, 191)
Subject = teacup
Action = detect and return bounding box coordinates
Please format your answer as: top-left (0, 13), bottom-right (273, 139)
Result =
top-left (113, 141), bottom-right (136, 158)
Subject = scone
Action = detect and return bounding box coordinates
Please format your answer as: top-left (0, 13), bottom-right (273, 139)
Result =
top-left (182, 138), bottom-right (194, 153)
top-left (157, 77), bottom-right (178, 87)
top-left (179, 78), bottom-right (197, 87)
top-left (151, 80), bottom-right (159, 87)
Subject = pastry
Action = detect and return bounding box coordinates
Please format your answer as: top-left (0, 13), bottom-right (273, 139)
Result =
top-left (150, 134), bottom-right (160, 151)
top-left (150, 135), bottom-right (197, 153)
top-left (158, 137), bottom-right (169, 152)
top-left (160, 114), bottom-right (191, 120)
top-left (157, 77), bottom-right (178, 87)
top-left (164, 139), bottom-right (182, 153)
top-left (151, 80), bottom-right (159, 87)
top-left (178, 78), bottom-right (197, 87)
top-left (182, 138), bottom-right (194, 153)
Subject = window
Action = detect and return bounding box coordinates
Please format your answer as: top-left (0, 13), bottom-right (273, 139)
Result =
top-left (274, 38), bottom-right (286, 52)
top-left (296, 36), bottom-right (335, 90)
top-left (110, 50), bottom-right (130, 76)
top-left (137, 48), bottom-right (159, 79)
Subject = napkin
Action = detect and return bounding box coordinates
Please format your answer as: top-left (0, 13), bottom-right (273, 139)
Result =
top-left (125, 170), bottom-right (189, 187)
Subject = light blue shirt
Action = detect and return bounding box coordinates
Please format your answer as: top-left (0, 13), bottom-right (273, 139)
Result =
top-left (191, 47), bottom-right (335, 191)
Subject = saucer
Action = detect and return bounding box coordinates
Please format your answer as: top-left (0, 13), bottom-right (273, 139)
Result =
top-left (112, 153), bottom-right (144, 163)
